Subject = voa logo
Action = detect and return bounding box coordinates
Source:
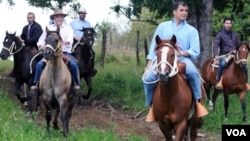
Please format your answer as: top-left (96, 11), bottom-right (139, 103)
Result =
top-left (226, 129), bottom-right (246, 136)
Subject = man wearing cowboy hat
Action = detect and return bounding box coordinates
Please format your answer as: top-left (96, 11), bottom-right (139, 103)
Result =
top-left (70, 7), bottom-right (97, 77)
top-left (70, 7), bottom-right (91, 42)
top-left (30, 8), bottom-right (83, 95)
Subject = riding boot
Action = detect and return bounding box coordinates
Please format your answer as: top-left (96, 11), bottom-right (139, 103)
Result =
top-left (196, 101), bottom-right (208, 118)
top-left (215, 76), bottom-right (223, 90)
top-left (145, 106), bottom-right (156, 122)
top-left (246, 83), bottom-right (250, 91)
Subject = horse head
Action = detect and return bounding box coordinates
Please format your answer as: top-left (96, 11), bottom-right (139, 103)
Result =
top-left (154, 35), bottom-right (178, 83)
top-left (80, 27), bottom-right (95, 47)
top-left (1, 31), bottom-right (22, 59)
top-left (43, 26), bottom-right (62, 60)
top-left (235, 42), bottom-right (250, 67)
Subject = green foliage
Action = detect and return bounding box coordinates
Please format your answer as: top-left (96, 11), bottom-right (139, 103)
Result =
top-left (0, 60), bottom-right (13, 74)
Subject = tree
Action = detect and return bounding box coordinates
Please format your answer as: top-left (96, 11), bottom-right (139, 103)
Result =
top-left (97, 21), bottom-right (112, 67)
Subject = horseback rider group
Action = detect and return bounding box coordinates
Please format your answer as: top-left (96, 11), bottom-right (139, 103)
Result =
top-left (10, 8), bottom-right (97, 95)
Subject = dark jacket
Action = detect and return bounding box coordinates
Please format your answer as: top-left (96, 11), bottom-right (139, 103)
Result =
top-left (213, 29), bottom-right (240, 56)
top-left (21, 21), bottom-right (43, 50)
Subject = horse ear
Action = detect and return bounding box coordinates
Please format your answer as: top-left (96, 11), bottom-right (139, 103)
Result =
top-left (155, 35), bottom-right (161, 45)
top-left (171, 35), bottom-right (176, 44)
top-left (6, 31), bottom-right (8, 35)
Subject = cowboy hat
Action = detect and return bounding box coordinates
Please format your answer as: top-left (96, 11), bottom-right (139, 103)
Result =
top-left (50, 9), bottom-right (67, 19)
top-left (78, 7), bottom-right (87, 14)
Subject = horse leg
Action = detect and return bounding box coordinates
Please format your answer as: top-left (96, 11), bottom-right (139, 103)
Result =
top-left (223, 92), bottom-right (229, 119)
top-left (59, 97), bottom-right (69, 137)
top-left (53, 106), bottom-right (60, 130)
top-left (211, 89), bottom-right (220, 111)
top-left (204, 83), bottom-right (213, 111)
top-left (66, 97), bottom-right (74, 132)
top-left (174, 121), bottom-right (187, 141)
top-left (14, 80), bottom-right (23, 103)
top-left (82, 77), bottom-right (92, 100)
top-left (238, 91), bottom-right (247, 122)
top-left (158, 121), bottom-right (172, 141)
top-left (44, 101), bottom-right (52, 134)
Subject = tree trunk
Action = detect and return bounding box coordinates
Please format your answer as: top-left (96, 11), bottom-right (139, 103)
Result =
top-left (188, 0), bottom-right (213, 70)
top-left (100, 31), bottom-right (107, 67)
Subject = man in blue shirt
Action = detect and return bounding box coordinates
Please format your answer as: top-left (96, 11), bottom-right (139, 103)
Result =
top-left (70, 7), bottom-right (91, 45)
top-left (70, 7), bottom-right (97, 77)
top-left (142, 1), bottom-right (208, 122)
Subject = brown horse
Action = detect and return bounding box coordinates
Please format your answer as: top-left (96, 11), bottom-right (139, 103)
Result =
top-left (39, 27), bottom-right (74, 137)
top-left (201, 43), bottom-right (249, 122)
top-left (153, 35), bottom-right (203, 141)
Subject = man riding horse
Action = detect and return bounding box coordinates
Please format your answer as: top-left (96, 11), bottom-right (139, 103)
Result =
top-left (9, 12), bottom-right (43, 77)
top-left (70, 7), bottom-right (97, 77)
top-left (214, 17), bottom-right (250, 90)
top-left (30, 9), bottom-right (82, 96)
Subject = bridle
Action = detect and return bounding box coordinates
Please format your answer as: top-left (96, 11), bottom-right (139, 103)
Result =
top-left (234, 45), bottom-right (249, 64)
top-left (154, 43), bottom-right (179, 77)
top-left (2, 38), bottom-right (25, 55)
top-left (45, 32), bottom-right (63, 56)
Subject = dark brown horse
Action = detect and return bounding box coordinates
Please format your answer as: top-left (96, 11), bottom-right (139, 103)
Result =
top-left (153, 35), bottom-right (203, 141)
top-left (0, 31), bottom-right (39, 113)
top-left (201, 43), bottom-right (249, 122)
top-left (39, 27), bottom-right (74, 137)
top-left (72, 27), bottom-right (96, 105)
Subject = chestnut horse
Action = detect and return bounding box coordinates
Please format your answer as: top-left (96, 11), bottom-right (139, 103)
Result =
top-left (39, 27), bottom-right (74, 137)
top-left (201, 43), bottom-right (249, 122)
top-left (153, 35), bottom-right (203, 141)
top-left (72, 27), bottom-right (96, 105)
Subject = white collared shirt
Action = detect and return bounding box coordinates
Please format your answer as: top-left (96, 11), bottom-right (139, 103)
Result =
top-left (37, 23), bottom-right (74, 53)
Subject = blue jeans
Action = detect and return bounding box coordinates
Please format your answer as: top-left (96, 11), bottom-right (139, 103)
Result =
top-left (33, 52), bottom-right (80, 86)
top-left (217, 56), bottom-right (249, 82)
top-left (142, 57), bottom-right (201, 107)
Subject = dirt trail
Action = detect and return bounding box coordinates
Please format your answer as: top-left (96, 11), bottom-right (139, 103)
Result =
top-left (0, 74), bottom-right (221, 141)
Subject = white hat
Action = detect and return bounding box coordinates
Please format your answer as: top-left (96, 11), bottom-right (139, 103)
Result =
top-left (78, 7), bottom-right (87, 14)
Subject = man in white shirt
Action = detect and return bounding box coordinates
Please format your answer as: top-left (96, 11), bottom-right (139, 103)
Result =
top-left (30, 9), bottom-right (82, 95)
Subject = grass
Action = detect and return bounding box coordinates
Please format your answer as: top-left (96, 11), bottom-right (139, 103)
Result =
top-left (1, 51), bottom-right (250, 139)
top-left (0, 90), bottom-right (147, 141)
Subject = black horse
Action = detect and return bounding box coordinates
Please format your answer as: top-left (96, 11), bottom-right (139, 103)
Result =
top-left (0, 31), bottom-right (39, 113)
top-left (72, 27), bottom-right (96, 105)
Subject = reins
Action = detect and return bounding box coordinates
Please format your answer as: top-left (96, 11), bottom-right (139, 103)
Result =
top-left (2, 41), bottom-right (25, 55)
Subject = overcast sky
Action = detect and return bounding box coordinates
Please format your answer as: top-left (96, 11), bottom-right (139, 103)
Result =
top-left (0, 0), bottom-right (130, 50)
